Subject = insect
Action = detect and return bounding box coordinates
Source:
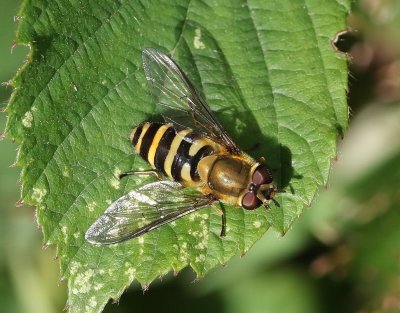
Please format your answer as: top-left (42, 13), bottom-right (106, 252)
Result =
top-left (85, 48), bottom-right (279, 245)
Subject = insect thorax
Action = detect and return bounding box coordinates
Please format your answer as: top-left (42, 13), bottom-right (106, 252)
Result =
top-left (197, 155), bottom-right (253, 206)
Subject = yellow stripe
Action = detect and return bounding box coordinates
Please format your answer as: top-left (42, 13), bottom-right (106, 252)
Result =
top-left (180, 162), bottom-right (192, 182)
top-left (147, 124), bottom-right (171, 168)
top-left (188, 138), bottom-right (209, 156)
top-left (129, 127), bottom-right (137, 144)
top-left (164, 129), bottom-right (191, 179)
top-left (135, 122), bottom-right (150, 154)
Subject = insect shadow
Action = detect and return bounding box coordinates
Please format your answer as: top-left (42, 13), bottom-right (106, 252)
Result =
top-left (215, 106), bottom-right (297, 194)
top-left (172, 21), bottom-right (297, 193)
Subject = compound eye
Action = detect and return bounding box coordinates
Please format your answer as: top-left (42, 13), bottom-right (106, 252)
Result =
top-left (241, 191), bottom-right (262, 210)
top-left (252, 165), bottom-right (273, 185)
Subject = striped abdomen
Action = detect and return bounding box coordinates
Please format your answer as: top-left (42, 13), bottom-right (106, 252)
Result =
top-left (130, 122), bottom-right (216, 184)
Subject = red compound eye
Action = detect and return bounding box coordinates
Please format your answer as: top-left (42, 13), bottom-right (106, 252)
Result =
top-left (252, 165), bottom-right (273, 185)
top-left (241, 191), bottom-right (262, 210)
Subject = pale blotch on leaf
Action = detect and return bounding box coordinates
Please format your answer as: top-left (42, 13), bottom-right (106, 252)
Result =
top-left (195, 225), bottom-right (209, 250)
top-left (114, 167), bottom-right (121, 177)
top-left (73, 232), bottom-right (80, 239)
top-left (22, 110), bottom-right (33, 128)
top-left (138, 237), bottom-right (144, 245)
top-left (179, 241), bottom-right (189, 263)
top-left (188, 214), bottom-right (196, 222)
top-left (253, 220), bottom-right (262, 229)
top-left (70, 261), bottom-right (81, 275)
top-left (110, 167), bottom-right (121, 189)
top-left (85, 296), bottom-right (97, 312)
top-left (110, 177), bottom-right (119, 189)
top-left (32, 187), bottom-right (46, 203)
top-left (194, 28), bottom-right (205, 49)
top-left (188, 212), bottom-right (202, 222)
top-left (195, 237), bottom-right (208, 250)
top-left (72, 269), bottom-right (95, 295)
top-left (195, 254), bottom-right (206, 263)
top-left (125, 262), bottom-right (136, 281)
top-left (110, 178), bottom-right (120, 189)
top-left (93, 283), bottom-right (103, 291)
top-left (62, 226), bottom-right (68, 242)
top-left (62, 166), bottom-right (69, 177)
top-left (201, 213), bottom-right (208, 220)
top-left (87, 201), bottom-right (97, 212)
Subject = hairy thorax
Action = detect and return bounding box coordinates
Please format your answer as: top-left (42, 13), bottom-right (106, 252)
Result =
top-left (197, 155), bottom-right (253, 206)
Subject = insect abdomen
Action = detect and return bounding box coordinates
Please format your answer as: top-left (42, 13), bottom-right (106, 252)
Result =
top-left (130, 122), bottom-right (215, 184)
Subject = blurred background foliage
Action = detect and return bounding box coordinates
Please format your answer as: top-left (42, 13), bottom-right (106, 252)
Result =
top-left (1, 0), bottom-right (399, 312)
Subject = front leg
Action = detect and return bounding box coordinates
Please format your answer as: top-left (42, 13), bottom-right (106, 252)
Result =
top-left (211, 201), bottom-right (226, 237)
top-left (119, 169), bottom-right (162, 180)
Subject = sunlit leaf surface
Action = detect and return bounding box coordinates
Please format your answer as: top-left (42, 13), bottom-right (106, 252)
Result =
top-left (6, 0), bottom-right (349, 311)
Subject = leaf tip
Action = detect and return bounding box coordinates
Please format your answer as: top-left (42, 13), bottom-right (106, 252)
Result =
top-left (13, 15), bottom-right (24, 23)
top-left (141, 284), bottom-right (149, 293)
top-left (23, 55), bottom-right (32, 65)
top-left (279, 228), bottom-right (288, 237)
top-left (15, 199), bottom-right (24, 207)
top-left (194, 275), bottom-right (204, 282)
top-left (111, 296), bottom-right (121, 305)
top-left (10, 41), bottom-right (17, 54)
top-left (1, 80), bottom-right (13, 88)
top-left (63, 301), bottom-right (70, 312)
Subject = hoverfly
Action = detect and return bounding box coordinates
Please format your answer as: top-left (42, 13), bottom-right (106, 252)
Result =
top-left (85, 48), bottom-right (279, 245)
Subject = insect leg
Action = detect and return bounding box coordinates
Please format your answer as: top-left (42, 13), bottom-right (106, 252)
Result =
top-left (220, 207), bottom-right (226, 237)
top-left (264, 203), bottom-right (271, 210)
top-left (271, 198), bottom-right (280, 208)
top-left (212, 202), bottom-right (226, 237)
top-left (119, 170), bottom-right (162, 180)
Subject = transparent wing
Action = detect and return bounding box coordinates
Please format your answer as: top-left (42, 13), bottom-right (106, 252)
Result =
top-left (85, 181), bottom-right (214, 245)
top-left (142, 48), bottom-right (239, 153)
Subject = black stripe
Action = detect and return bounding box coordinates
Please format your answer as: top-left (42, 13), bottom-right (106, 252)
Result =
top-left (154, 126), bottom-right (176, 175)
top-left (171, 133), bottom-right (198, 181)
top-left (189, 145), bottom-right (214, 180)
top-left (132, 124), bottom-right (143, 146)
top-left (139, 123), bottom-right (162, 161)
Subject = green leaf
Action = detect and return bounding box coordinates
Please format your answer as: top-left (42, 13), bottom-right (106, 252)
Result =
top-left (5, 0), bottom-right (350, 311)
